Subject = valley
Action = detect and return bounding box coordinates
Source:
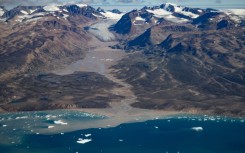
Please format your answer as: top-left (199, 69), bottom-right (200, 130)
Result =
top-left (0, 3), bottom-right (244, 117)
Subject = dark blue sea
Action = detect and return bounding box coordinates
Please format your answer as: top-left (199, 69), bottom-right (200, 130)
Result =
top-left (0, 111), bottom-right (244, 153)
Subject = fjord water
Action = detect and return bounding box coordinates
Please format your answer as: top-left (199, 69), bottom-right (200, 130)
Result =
top-left (0, 111), bottom-right (244, 153)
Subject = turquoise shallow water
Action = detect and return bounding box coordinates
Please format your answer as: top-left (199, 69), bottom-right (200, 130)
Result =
top-left (0, 111), bottom-right (245, 153)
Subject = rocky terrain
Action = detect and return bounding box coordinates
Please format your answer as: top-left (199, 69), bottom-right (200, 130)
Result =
top-left (0, 3), bottom-right (244, 116)
top-left (111, 3), bottom-right (245, 116)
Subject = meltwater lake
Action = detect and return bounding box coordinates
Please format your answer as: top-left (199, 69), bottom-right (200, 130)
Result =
top-left (0, 110), bottom-right (244, 153)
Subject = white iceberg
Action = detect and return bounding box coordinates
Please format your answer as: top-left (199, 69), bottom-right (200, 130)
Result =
top-left (77, 138), bottom-right (92, 144)
top-left (85, 134), bottom-right (92, 137)
top-left (54, 120), bottom-right (68, 125)
top-left (191, 127), bottom-right (203, 131)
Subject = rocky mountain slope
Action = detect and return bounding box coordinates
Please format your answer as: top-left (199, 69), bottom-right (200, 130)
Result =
top-left (0, 3), bottom-right (244, 116)
top-left (0, 4), bottom-right (107, 82)
top-left (111, 4), bottom-right (245, 116)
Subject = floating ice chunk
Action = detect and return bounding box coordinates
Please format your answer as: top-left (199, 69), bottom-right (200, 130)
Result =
top-left (85, 134), bottom-right (92, 137)
top-left (77, 138), bottom-right (92, 144)
top-left (36, 133), bottom-right (39, 135)
top-left (16, 116), bottom-right (28, 119)
top-left (119, 139), bottom-right (124, 142)
top-left (61, 133), bottom-right (64, 135)
top-left (154, 126), bottom-right (159, 129)
top-left (54, 120), bottom-right (68, 125)
top-left (48, 126), bottom-right (55, 129)
top-left (2, 125), bottom-right (7, 127)
top-left (191, 127), bottom-right (203, 131)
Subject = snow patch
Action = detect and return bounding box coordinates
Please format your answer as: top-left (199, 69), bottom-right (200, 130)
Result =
top-left (62, 14), bottom-right (69, 19)
top-left (43, 5), bottom-right (60, 12)
top-left (100, 11), bottom-right (124, 20)
top-left (147, 9), bottom-right (188, 23)
top-left (76, 4), bottom-right (88, 8)
top-left (92, 13), bottom-right (104, 18)
top-left (0, 8), bottom-right (4, 16)
top-left (177, 10), bottom-right (199, 18)
top-left (135, 16), bottom-right (145, 21)
top-left (224, 9), bottom-right (245, 23)
top-left (63, 9), bottom-right (68, 13)
top-left (147, 9), bottom-right (172, 18)
top-left (225, 9), bottom-right (245, 17)
top-left (77, 138), bottom-right (92, 144)
top-left (16, 12), bottom-right (47, 22)
top-left (20, 10), bottom-right (29, 15)
top-left (30, 9), bottom-right (37, 14)
top-left (191, 127), bottom-right (203, 131)
top-left (164, 3), bottom-right (178, 9)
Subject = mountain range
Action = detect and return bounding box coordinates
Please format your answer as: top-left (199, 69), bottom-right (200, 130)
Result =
top-left (0, 3), bottom-right (244, 116)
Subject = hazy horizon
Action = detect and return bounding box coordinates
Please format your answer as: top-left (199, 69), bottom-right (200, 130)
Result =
top-left (0, 0), bottom-right (244, 11)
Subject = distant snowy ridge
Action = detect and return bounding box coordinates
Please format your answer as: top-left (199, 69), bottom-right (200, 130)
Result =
top-left (225, 9), bottom-right (245, 17)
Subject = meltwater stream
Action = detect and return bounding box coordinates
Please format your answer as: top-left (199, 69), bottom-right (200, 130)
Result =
top-left (0, 110), bottom-right (245, 153)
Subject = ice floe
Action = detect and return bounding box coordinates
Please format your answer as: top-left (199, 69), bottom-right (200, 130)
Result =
top-left (77, 138), bottom-right (92, 144)
top-left (48, 126), bottom-right (55, 129)
top-left (54, 120), bottom-right (68, 125)
top-left (191, 127), bottom-right (203, 131)
top-left (85, 134), bottom-right (92, 137)
top-left (16, 116), bottom-right (28, 119)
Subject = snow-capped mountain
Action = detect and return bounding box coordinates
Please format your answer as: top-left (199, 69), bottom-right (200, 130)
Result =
top-left (113, 3), bottom-right (244, 38)
top-left (0, 3), bottom-right (107, 23)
